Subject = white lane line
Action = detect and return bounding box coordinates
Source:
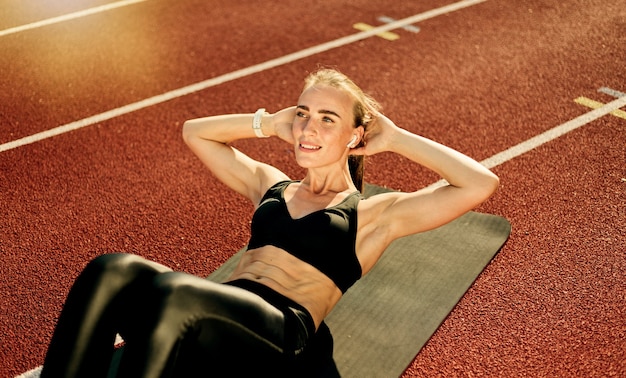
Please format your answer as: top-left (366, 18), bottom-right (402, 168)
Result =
top-left (14, 366), bottom-right (40, 378)
top-left (480, 95), bottom-right (626, 169)
top-left (423, 95), bottom-right (626, 190)
top-left (0, 0), bottom-right (148, 38)
top-left (378, 16), bottom-right (421, 33)
top-left (0, 0), bottom-right (487, 153)
top-left (598, 87), bottom-right (626, 98)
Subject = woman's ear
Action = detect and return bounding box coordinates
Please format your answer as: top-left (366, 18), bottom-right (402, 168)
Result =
top-left (354, 125), bottom-right (365, 146)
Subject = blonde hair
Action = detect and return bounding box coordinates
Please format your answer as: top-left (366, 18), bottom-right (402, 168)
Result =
top-left (303, 68), bottom-right (381, 192)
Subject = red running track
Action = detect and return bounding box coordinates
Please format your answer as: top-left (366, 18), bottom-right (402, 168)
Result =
top-left (1, 0), bottom-right (625, 376)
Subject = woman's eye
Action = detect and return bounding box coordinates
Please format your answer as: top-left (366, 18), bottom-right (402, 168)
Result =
top-left (296, 111), bottom-right (308, 118)
top-left (322, 116), bottom-right (334, 123)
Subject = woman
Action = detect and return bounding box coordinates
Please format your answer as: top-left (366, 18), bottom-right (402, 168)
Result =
top-left (41, 68), bottom-right (499, 377)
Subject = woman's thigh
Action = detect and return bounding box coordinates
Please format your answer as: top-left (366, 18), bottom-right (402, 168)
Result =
top-left (118, 273), bottom-right (289, 377)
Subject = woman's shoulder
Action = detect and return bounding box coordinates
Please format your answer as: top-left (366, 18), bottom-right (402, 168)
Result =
top-left (258, 179), bottom-right (296, 202)
top-left (268, 179), bottom-right (298, 193)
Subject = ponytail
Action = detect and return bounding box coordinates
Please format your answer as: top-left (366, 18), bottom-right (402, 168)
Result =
top-left (348, 155), bottom-right (364, 193)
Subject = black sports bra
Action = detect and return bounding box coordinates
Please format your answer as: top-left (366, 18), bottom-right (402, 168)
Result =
top-left (247, 180), bottom-right (363, 293)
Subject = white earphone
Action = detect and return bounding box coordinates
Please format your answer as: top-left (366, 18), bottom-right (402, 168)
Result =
top-left (347, 135), bottom-right (357, 148)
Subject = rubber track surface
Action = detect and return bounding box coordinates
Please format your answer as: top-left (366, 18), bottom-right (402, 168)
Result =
top-left (1, 0), bottom-right (624, 376)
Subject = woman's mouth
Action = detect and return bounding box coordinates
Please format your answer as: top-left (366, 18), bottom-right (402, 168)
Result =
top-left (299, 143), bottom-right (321, 151)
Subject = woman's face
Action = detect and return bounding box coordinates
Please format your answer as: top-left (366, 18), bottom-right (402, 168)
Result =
top-left (292, 84), bottom-right (360, 169)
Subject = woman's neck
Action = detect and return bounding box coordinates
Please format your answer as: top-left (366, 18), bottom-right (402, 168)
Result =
top-left (301, 166), bottom-right (356, 195)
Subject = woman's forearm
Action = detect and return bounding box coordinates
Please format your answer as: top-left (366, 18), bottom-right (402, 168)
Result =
top-left (182, 112), bottom-right (274, 144)
top-left (388, 127), bottom-right (499, 192)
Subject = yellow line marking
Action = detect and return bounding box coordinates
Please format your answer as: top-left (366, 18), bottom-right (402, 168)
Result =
top-left (575, 97), bottom-right (626, 120)
top-left (353, 23), bottom-right (400, 41)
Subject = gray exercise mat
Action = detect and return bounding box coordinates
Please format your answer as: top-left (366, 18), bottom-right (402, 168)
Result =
top-left (208, 183), bottom-right (511, 377)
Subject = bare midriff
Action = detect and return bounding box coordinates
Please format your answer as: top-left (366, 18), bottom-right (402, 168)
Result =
top-left (226, 245), bottom-right (343, 330)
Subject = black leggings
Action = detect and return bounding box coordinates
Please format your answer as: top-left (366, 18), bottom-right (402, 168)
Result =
top-left (41, 253), bottom-right (337, 378)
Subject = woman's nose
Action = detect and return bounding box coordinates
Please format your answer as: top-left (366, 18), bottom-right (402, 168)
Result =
top-left (301, 118), bottom-right (318, 135)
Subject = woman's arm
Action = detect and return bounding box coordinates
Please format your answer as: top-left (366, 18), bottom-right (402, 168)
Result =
top-left (182, 107), bottom-right (296, 204)
top-left (354, 114), bottom-right (499, 241)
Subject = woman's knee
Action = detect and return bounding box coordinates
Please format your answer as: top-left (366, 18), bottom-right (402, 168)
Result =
top-left (84, 253), bottom-right (170, 285)
top-left (85, 253), bottom-right (138, 275)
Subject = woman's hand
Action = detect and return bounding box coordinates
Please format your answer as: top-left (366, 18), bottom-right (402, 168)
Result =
top-left (271, 106), bottom-right (297, 144)
top-left (351, 113), bottom-right (401, 156)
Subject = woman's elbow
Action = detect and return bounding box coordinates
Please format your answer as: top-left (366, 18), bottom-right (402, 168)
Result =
top-left (181, 120), bottom-right (196, 145)
top-left (481, 171), bottom-right (500, 198)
